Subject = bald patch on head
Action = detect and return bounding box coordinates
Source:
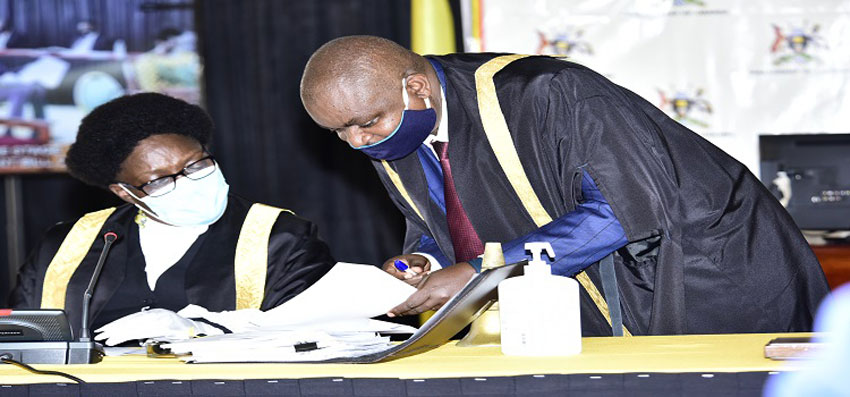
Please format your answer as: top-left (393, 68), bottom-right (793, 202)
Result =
top-left (300, 35), bottom-right (426, 118)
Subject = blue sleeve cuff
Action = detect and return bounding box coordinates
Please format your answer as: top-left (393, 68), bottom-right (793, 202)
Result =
top-left (467, 257), bottom-right (483, 273)
top-left (416, 234), bottom-right (452, 269)
top-left (499, 170), bottom-right (628, 276)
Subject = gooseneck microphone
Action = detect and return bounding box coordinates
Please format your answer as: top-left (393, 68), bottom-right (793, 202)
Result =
top-left (0, 231), bottom-right (120, 365)
top-left (62, 231), bottom-right (120, 364)
top-left (79, 231), bottom-right (119, 342)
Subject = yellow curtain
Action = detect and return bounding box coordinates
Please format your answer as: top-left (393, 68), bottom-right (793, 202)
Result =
top-left (411, 0), bottom-right (456, 325)
top-left (411, 0), bottom-right (456, 55)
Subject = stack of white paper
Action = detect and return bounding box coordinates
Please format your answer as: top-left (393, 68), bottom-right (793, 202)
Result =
top-left (164, 262), bottom-right (418, 363)
top-left (165, 320), bottom-right (414, 363)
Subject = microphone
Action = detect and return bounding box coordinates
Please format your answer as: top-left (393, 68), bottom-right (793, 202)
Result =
top-left (64, 231), bottom-right (119, 364)
top-left (0, 231), bottom-right (119, 364)
top-left (79, 231), bottom-right (119, 342)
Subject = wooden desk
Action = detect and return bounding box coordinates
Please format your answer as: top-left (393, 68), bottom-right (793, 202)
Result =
top-left (812, 244), bottom-right (850, 289)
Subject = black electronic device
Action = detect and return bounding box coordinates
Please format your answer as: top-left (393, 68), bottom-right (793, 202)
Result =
top-left (760, 134), bottom-right (850, 231)
top-left (0, 231), bottom-right (118, 364)
top-left (0, 309), bottom-right (72, 342)
top-left (0, 309), bottom-right (102, 364)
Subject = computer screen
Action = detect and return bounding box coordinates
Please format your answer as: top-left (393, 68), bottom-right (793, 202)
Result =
top-left (760, 134), bottom-right (850, 231)
top-left (0, 1), bottom-right (201, 173)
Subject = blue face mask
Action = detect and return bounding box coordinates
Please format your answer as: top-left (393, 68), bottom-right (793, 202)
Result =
top-left (121, 167), bottom-right (230, 227)
top-left (353, 78), bottom-right (437, 161)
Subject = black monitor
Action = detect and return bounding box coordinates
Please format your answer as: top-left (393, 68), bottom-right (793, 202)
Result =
top-left (759, 134), bottom-right (850, 231)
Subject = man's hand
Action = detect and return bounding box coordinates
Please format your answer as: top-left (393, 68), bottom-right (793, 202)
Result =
top-left (387, 262), bottom-right (476, 317)
top-left (382, 254), bottom-right (431, 285)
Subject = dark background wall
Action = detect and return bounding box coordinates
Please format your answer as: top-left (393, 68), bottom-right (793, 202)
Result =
top-left (196, 0), bottom-right (410, 265)
top-left (0, 0), bottom-right (414, 306)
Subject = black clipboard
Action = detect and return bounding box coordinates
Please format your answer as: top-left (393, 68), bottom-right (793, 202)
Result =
top-left (322, 261), bottom-right (526, 363)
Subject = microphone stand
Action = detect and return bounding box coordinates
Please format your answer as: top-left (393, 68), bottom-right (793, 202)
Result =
top-left (66, 231), bottom-right (118, 363)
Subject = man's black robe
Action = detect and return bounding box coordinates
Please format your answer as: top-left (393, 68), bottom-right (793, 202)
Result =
top-left (372, 53), bottom-right (829, 336)
top-left (9, 195), bottom-right (334, 337)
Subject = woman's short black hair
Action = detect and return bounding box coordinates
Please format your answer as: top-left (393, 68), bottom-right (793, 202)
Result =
top-left (66, 92), bottom-right (212, 187)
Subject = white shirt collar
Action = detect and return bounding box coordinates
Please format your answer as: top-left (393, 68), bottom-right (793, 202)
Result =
top-left (423, 84), bottom-right (449, 149)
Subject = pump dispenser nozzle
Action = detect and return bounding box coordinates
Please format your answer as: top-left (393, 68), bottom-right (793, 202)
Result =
top-left (524, 242), bottom-right (555, 276)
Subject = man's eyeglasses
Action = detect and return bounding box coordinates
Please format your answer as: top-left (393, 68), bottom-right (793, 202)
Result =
top-left (119, 155), bottom-right (217, 197)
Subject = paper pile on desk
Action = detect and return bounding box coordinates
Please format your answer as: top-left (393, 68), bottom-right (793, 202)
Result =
top-left (165, 262), bottom-right (418, 363)
top-left (165, 320), bottom-right (415, 362)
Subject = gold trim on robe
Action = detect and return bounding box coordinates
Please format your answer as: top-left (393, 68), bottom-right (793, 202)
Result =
top-left (234, 203), bottom-right (290, 310)
top-left (474, 54), bottom-right (632, 336)
top-left (41, 207), bottom-right (116, 309)
top-left (42, 203), bottom-right (286, 312)
top-left (382, 160), bottom-right (426, 222)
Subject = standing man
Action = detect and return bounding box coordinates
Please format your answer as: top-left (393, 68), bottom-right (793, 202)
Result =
top-left (300, 35), bottom-right (828, 336)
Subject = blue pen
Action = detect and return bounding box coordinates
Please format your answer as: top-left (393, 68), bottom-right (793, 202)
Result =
top-left (394, 259), bottom-right (418, 277)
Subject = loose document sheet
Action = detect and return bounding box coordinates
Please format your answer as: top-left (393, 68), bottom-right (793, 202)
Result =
top-left (165, 262), bottom-right (418, 362)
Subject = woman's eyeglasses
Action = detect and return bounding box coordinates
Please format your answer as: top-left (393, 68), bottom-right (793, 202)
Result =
top-left (118, 155), bottom-right (216, 197)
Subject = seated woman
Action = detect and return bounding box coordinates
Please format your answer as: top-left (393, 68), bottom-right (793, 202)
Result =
top-left (9, 92), bottom-right (335, 345)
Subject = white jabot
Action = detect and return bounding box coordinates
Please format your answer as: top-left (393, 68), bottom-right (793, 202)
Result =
top-left (137, 212), bottom-right (208, 290)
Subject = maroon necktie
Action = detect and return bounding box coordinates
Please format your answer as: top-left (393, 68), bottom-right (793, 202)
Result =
top-left (433, 141), bottom-right (484, 263)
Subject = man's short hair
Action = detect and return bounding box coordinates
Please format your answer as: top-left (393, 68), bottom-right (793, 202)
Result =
top-left (65, 92), bottom-right (212, 187)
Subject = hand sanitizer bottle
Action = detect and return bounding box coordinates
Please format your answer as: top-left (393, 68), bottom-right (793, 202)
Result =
top-left (498, 242), bottom-right (581, 356)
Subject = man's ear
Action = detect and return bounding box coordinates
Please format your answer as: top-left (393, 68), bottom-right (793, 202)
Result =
top-left (108, 183), bottom-right (135, 205)
top-left (404, 73), bottom-right (432, 100)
